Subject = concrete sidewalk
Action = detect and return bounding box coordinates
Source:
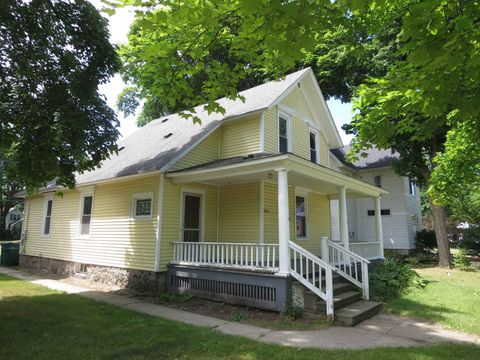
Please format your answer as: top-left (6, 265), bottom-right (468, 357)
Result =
top-left (1, 267), bottom-right (479, 349)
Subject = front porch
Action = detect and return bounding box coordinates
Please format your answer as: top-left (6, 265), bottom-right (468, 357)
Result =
top-left (164, 154), bottom-right (387, 317)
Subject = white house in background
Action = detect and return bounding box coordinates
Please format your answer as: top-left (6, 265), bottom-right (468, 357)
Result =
top-left (330, 146), bottom-right (422, 255)
top-left (5, 207), bottom-right (23, 231)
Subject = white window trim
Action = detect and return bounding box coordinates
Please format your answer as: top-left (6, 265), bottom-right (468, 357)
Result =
top-left (309, 128), bottom-right (320, 164)
top-left (277, 110), bottom-right (292, 153)
top-left (78, 191), bottom-right (95, 238)
top-left (42, 195), bottom-right (53, 237)
top-left (179, 188), bottom-right (205, 242)
top-left (131, 192), bottom-right (154, 220)
top-left (408, 179), bottom-right (416, 196)
top-left (294, 190), bottom-right (309, 240)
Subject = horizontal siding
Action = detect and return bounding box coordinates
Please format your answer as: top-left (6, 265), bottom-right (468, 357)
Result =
top-left (291, 115), bottom-right (310, 160)
top-left (171, 129), bottom-right (219, 170)
top-left (24, 175), bottom-right (160, 271)
top-left (263, 107), bottom-right (278, 153)
top-left (159, 181), bottom-right (218, 271)
top-left (220, 116), bottom-right (260, 158)
top-left (319, 132), bottom-right (329, 167)
top-left (218, 182), bottom-right (260, 243)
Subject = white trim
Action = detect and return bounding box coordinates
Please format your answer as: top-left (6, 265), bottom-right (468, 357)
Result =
top-left (216, 184), bottom-right (220, 242)
top-left (260, 112), bottom-right (265, 152)
top-left (259, 180), bottom-right (264, 244)
top-left (269, 69), bottom-right (310, 107)
top-left (277, 110), bottom-right (292, 153)
top-left (278, 104), bottom-right (314, 125)
top-left (294, 189), bottom-right (309, 240)
top-left (155, 173), bottom-right (165, 271)
top-left (309, 127), bottom-right (320, 164)
top-left (180, 187), bottom-right (206, 242)
top-left (42, 195), bottom-right (53, 237)
top-left (78, 191), bottom-right (95, 239)
top-left (131, 192), bottom-right (154, 220)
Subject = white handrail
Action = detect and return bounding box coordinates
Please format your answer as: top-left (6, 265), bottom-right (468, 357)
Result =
top-left (288, 241), bottom-right (334, 318)
top-left (327, 240), bottom-right (370, 300)
top-left (349, 242), bottom-right (382, 260)
top-left (171, 242), bottom-right (279, 271)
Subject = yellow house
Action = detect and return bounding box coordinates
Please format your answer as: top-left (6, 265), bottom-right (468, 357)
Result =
top-left (20, 68), bottom-right (387, 322)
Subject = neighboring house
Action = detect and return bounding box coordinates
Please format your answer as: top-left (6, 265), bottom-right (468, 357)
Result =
top-left (330, 147), bottom-right (422, 255)
top-left (19, 68), bottom-right (387, 321)
top-left (5, 207), bottom-right (23, 231)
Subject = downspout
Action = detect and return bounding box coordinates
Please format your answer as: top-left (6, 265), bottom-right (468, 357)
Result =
top-left (155, 173), bottom-right (165, 272)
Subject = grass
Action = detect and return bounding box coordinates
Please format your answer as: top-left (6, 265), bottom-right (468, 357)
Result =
top-left (385, 267), bottom-right (480, 336)
top-left (1, 274), bottom-right (479, 359)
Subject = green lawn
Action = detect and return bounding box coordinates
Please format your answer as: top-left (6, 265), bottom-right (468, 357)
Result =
top-left (0, 274), bottom-right (479, 359)
top-left (385, 267), bottom-right (480, 336)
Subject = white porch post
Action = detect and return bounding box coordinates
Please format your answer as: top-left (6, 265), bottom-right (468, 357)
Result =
top-left (276, 168), bottom-right (290, 276)
top-left (338, 186), bottom-right (349, 250)
top-left (375, 196), bottom-right (385, 258)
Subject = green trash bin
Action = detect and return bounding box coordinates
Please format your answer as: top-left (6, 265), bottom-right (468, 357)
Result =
top-left (0, 242), bottom-right (20, 266)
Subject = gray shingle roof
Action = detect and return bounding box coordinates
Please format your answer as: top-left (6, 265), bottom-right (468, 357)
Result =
top-left (76, 68), bottom-right (311, 184)
top-left (331, 145), bottom-right (399, 170)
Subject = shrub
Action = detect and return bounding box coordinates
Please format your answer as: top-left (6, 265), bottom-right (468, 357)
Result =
top-left (229, 312), bottom-right (249, 322)
top-left (459, 225), bottom-right (480, 255)
top-left (452, 249), bottom-right (473, 271)
top-left (282, 290), bottom-right (303, 321)
top-left (416, 229), bottom-right (437, 251)
top-left (404, 256), bottom-right (420, 266)
top-left (369, 258), bottom-right (426, 302)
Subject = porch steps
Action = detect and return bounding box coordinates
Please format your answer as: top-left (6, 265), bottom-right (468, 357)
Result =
top-left (335, 301), bottom-right (383, 326)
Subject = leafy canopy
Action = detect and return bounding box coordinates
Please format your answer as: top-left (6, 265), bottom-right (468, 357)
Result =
top-left (0, 0), bottom-right (121, 190)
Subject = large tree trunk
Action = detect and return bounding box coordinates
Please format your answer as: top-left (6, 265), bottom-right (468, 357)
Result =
top-left (430, 201), bottom-right (451, 268)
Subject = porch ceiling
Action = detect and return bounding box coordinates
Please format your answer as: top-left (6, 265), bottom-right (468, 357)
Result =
top-left (166, 154), bottom-right (388, 198)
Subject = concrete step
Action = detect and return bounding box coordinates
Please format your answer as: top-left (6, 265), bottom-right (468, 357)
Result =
top-left (335, 300), bottom-right (383, 326)
top-left (305, 290), bottom-right (361, 312)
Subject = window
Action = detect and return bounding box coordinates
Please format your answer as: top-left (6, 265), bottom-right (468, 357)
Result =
top-left (80, 195), bottom-right (93, 236)
top-left (374, 175), bottom-right (382, 188)
top-left (367, 210), bottom-right (375, 216)
top-left (131, 193), bottom-right (153, 219)
top-left (278, 113), bottom-right (290, 153)
top-left (309, 130), bottom-right (319, 164)
top-left (43, 198), bottom-right (53, 236)
top-left (381, 209), bottom-right (391, 216)
top-left (295, 195), bottom-right (307, 238)
top-left (409, 178), bottom-right (416, 196)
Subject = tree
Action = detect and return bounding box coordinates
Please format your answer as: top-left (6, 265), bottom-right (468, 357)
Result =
top-left (0, 0), bottom-right (121, 190)
top-left (0, 153), bottom-right (22, 232)
top-left (111, 0), bottom-right (480, 267)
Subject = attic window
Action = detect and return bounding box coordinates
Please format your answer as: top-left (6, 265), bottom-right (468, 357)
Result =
top-left (161, 118), bottom-right (169, 123)
top-left (164, 133), bottom-right (173, 139)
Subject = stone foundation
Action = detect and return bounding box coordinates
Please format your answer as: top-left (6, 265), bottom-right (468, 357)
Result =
top-left (19, 254), bottom-right (166, 294)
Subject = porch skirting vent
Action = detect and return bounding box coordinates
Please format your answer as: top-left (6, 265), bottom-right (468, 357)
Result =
top-left (167, 265), bottom-right (291, 311)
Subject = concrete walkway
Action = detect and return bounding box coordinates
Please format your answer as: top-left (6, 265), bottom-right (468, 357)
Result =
top-left (1, 267), bottom-right (479, 349)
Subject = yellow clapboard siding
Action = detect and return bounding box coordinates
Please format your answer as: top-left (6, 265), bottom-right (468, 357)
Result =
top-left (159, 181), bottom-right (218, 271)
top-left (24, 175), bottom-right (160, 271)
top-left (171, 129), bottom-right (220, 170)
top-left (218, 182), bottom-right (260, 244)
top-left (291, 115), bottom-right (310, 160)
top-left (263, 107), bottom-right (278, 153)
top-left (319, 132), bottom-right (329, 167)
top-left (220, 116), bottom-right (260, 158)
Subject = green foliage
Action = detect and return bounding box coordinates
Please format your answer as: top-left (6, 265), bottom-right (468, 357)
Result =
top-left (369, 259), bottom-right (426, 302)
top-left (282, 290), bottom-right (303, 321)
top-left (459, 225), bottom-right (480, 255)
top-left (452, 249), bottom-right (473, 271)
top-left (0, 0), bottom-right (120, 190)
top-left (228, 312), bottom-right (249, 322)
top-left (157, 292), bottom-right (192, 304)
top-left (416, 230), bottom-right (437, 252)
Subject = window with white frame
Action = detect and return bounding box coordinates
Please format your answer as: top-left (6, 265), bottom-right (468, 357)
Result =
top-left (374, 175), bottom-right (382, 188)
top-left (43, 198), bottom-right (53, 236)
top-left (131, 192), bottom-right (153, 219)
top-left (295, 195), bottom-right (308, 238)
top-left (309, 129), bottom-right (319, 164)
top-left (80, 195), bottom-right (94, 236)
top-left (409, 178), bottom-right (416, 196)
top-left (278, 112), bottom-right (290, 153)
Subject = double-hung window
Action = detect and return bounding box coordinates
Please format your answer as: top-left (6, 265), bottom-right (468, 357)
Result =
top-left (278, 113), bottom-right (290, 153)
top-left (295, 195), bottom-right (308, 239)
top-left (43, 197), bottom-right (53, 236)
top-left (374, 175), bottom-right (382, 188)
top-left (309, 129), bottom-right (319, 164)
top-left (409, 178), bottom-right (416, 196)
top-left (131, 192), bottom-right (153, 220)
top-left (80, 195), bottom-right (94, 236)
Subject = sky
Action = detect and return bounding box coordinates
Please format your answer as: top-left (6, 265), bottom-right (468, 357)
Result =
top-left (90, 1), bottom-right (354, 145)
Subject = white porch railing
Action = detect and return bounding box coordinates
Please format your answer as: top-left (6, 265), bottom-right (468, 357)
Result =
top-left (349, 242), bottom-right (382, 260)
top-left (325, 239), bottom-right (370, 300)
top-left (171, 242), bottom-right (279, 271)
top-left (289, 241), bottom-right (335, 317)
